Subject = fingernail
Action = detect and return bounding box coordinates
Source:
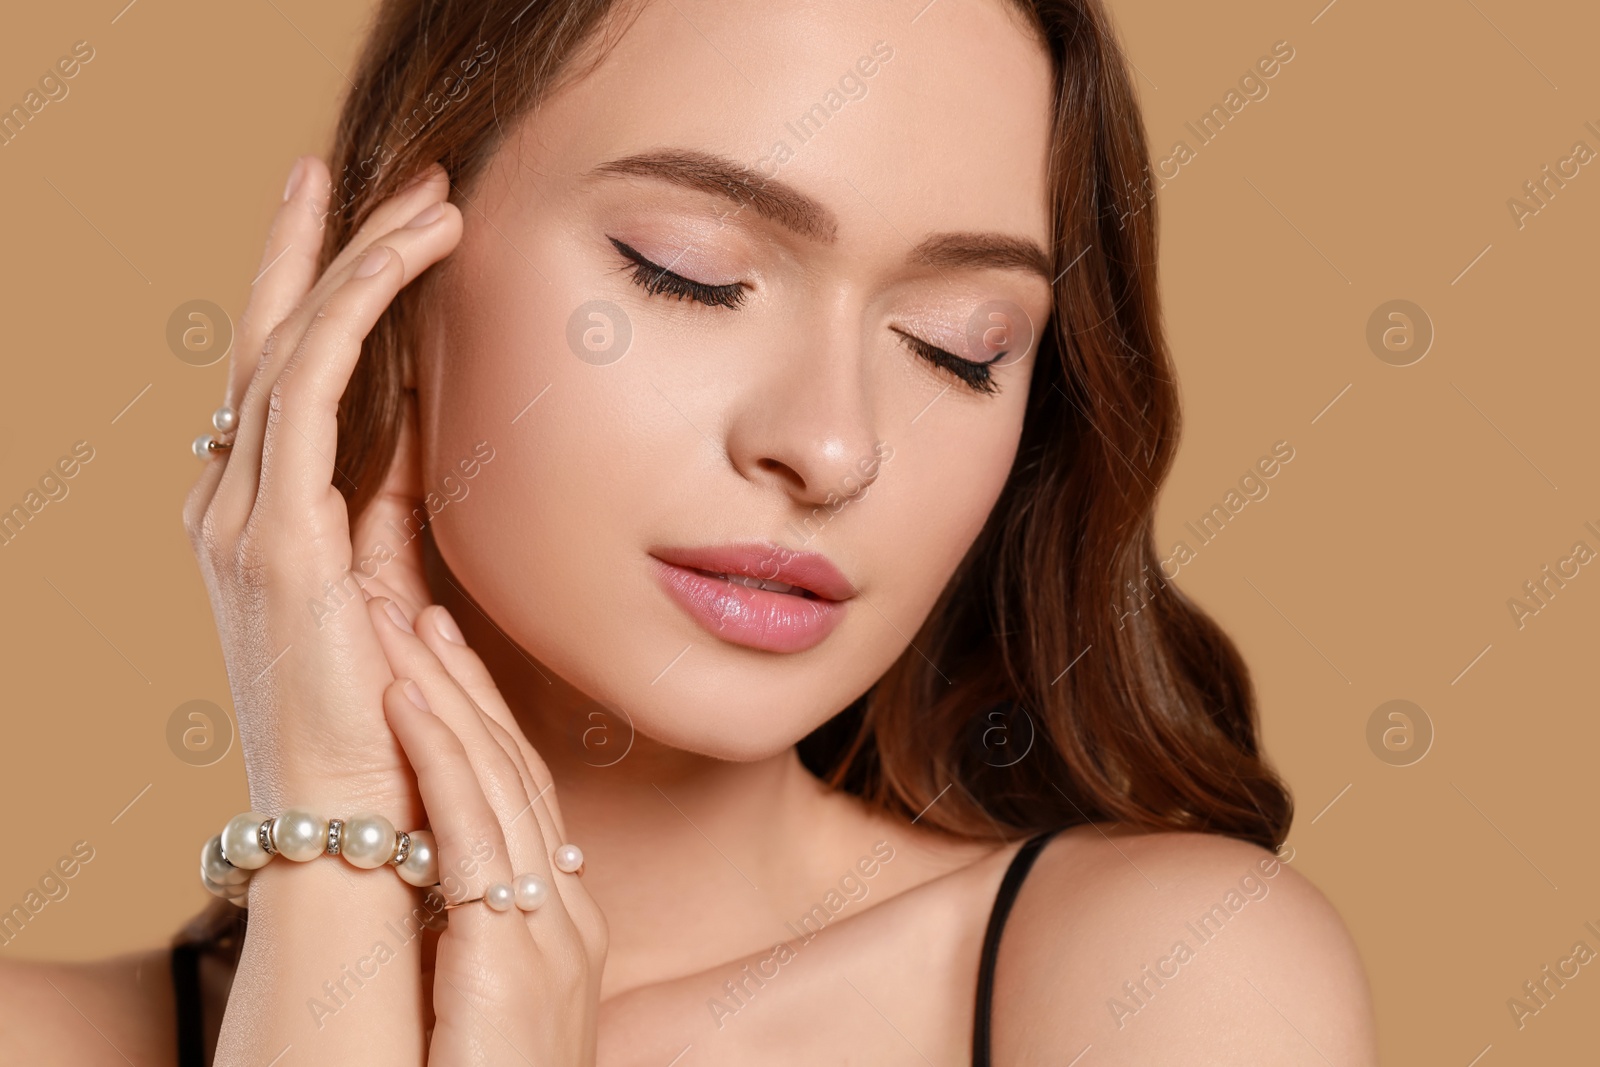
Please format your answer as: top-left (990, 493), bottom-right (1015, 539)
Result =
top-left (403, 678), bottom-right (431, 712)
top-left (360, 586), bottom-right (373, 602)
top-left (434, 608), bottom-right (465, 644)
top-left (355, 246), bottom-right (392, 278)
top-left (405, 201), bottom-right (447, 229)
top-left (382, 598), bottom-right (414, 634)
top-left (282, 157), bottom-right (306, 203)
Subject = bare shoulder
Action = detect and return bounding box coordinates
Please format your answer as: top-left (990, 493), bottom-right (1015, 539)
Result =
top-left (988, 826), bottom-right (1376, 1066)
top-left (0, 948), bottom-right (176, 1066)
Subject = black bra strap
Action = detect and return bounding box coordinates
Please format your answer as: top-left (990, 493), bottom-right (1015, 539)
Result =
top-left (972, 828), bottom-right (1061, 1067)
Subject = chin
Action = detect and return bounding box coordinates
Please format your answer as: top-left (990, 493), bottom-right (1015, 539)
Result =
top-left (618, 691), bottom-right (831, 764)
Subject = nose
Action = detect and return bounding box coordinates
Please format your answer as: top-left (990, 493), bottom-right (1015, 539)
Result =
top-left (724, 332), bottom-right (884, 509)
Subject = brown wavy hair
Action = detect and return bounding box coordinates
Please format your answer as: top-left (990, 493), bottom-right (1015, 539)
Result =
top-left (322, 0), bottom-right (1292, 851)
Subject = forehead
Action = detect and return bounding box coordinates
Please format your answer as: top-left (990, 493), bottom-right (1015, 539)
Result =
top-left (516, 0), bottom-right (1056, 250)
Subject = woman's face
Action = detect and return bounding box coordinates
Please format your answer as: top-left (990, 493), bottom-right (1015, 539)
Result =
top-left (422, 0), bottom-right (1055, 759)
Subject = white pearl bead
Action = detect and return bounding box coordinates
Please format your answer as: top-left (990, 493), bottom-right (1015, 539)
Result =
top-left (272, 809), bottom-right (329, 862)
top-left (192, 434), bottom-right (215, 460)
top-left (485, 882), bottom-right (514, 912)
top-left (220, 812), bottom-right (272, 870)
top-left (199, 865), bottom-right (235, 898)
top-left (201, 834), bottom-right (250, 886)
top-left (212, 405), bottom-right (237, 433)
top-left (341, 811), bottom-right (398, 869)
top-left (552, 844), bottom-right (584, 874)
top-left (396, 830), bottom-right (439, 887)
top-left (513, 873), bottom-right (549, 911)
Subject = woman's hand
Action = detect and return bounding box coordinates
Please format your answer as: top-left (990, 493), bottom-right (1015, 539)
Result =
top-left (181, 155), bottom-right (462, 822)
top-left (368, 594), bottom-right (609, 1064)
top-left (185, 155), bottom-right (469, 1064)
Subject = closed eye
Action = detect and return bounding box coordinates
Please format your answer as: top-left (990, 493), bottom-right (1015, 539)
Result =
top-left (609, 237), bottom-right (747, 310)
top-left (890, 327), bottom-right (1003, 396)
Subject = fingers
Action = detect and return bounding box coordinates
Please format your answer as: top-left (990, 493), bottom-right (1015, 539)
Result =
top-left (378, 598), bottom-right (609, 972)
top-left (229, 156), bottom-right (332, 412)
top-left (405, 604), bottom-right (605, 962)
top-left (253, 205), bottom-right (462, 515)
top-left (369, 596), bottom-right (606, 952)
top-left (368, 596), bottom-right (554, 883)
top-left (412, 604), bottom-right (571, 843)
top-left (380, 678), bottom-right (520, 928)
top-left (184, 157), bottom-right (331, 534)
top-left (208, 164), bottom-right (455, 536)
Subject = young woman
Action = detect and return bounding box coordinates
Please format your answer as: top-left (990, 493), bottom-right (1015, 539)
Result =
top-left (1, 0), bottom-right (1376, 1062)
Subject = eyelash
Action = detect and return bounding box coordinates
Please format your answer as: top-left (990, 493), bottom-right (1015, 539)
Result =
top-left (608, 236), bottom-right (1004, 396)
top-left (891, 328), bottom-right (1004, 396)
top-left (610, 237), bottom-right (747, 310)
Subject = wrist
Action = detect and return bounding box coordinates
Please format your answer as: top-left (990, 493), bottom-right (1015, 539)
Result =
top-left (246, 846), bottom-right (427, 906)
top-left (242, 855), bottom-right (445, 945)
top-left (216, 856), bottom-right (433, 1065)
top-left (247, 771), bottom-right (424, 832)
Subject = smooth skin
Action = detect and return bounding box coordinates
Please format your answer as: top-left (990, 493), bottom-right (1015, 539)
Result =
top-left (0, 0), bottom-right (1376, 1063)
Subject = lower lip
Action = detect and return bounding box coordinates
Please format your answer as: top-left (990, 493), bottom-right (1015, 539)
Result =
top-left (650, 558), bottom-right (848, 654)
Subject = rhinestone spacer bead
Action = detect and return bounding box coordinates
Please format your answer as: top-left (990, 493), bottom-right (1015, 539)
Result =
top-left (258, 818), bottom-right (278, 857)
top-left (390, 830), bottom-right (412, 866)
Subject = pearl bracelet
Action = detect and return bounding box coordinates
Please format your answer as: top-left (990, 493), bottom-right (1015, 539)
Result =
top-left (200, 809), bottom-right (439, 907)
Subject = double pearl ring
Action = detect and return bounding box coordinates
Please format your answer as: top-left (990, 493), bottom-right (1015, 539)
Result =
top-left (192, 404), bottom-right (237, 459)
top-left (437, 844), bottom-right (585, 914)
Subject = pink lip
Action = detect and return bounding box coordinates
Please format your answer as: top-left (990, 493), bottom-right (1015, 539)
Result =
top-left (649, 543), bottom-right (856, 654)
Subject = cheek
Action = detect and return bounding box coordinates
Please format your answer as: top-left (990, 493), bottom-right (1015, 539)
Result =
top-left (425, 240), bottom-right (788, 755)
top-left (425, 258), bottom-right (685, 648)
top-left (866, 406), bottom-right (1023, 620)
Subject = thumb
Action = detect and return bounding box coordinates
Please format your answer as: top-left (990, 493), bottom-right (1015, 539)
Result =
top-left (350, 388), bottom-right (432, 615)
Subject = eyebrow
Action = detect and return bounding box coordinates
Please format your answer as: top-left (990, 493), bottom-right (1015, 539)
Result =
top-left (587, 149), bottom-right (1054, 282)
top-left (909, 232), bottom-right (1054, 282)
top-left (591, 149), bottom-right (838, 242)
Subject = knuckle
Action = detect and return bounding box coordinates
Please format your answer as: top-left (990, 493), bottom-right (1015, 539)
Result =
top-left (560, 893), bottom-right (608, 961)
top-left (230, 521), bottom-right (271, 591)
top-left (181, 483), bottom-right (230, 565)
top-left (584, 904), bottom-right (611, 964)
top-left (550, 920), bottom-right (592, 979)
top-left (181, 486), bottom-right (209, 548)
top-left (193, 506), bottom-right (224, 561)
top-left (260, 328), bottom-right (284, 362)
top-left (267, 373), bottom-right (291, 415)
top-left (270, 320), bottom-right (325, 406)
top-left (238, 350), bottom-right (277, 415)
top-left (308, 302), bottom-right (333, 332)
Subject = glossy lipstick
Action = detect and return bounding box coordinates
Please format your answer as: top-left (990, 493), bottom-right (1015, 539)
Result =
top-left (649, 542), bottom-right (855, 653)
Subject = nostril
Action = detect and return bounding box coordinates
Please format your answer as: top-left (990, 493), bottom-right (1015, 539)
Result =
top-left (756, 457), bottom-right (807, 491)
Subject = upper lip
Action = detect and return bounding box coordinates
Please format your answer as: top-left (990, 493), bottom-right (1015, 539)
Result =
top-left (650, 542), bottom-right (857, 602)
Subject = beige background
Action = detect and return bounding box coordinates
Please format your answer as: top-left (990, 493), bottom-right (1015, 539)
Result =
top-left (1, 0), bottom-right (1595, 1063)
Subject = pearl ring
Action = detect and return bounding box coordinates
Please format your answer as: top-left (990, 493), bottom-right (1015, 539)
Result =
top-left (439, 844), bottom-right (584, 913)
top-left (440, 872), bottom-right (552, 913)
top-left (192, 405), bottom-right (237, 459)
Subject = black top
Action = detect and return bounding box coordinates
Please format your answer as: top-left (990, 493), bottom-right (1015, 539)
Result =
top-left (170, 899), bottom-right (248, 1067)
top-left (171, 828), bottom-right (1064, 1067)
